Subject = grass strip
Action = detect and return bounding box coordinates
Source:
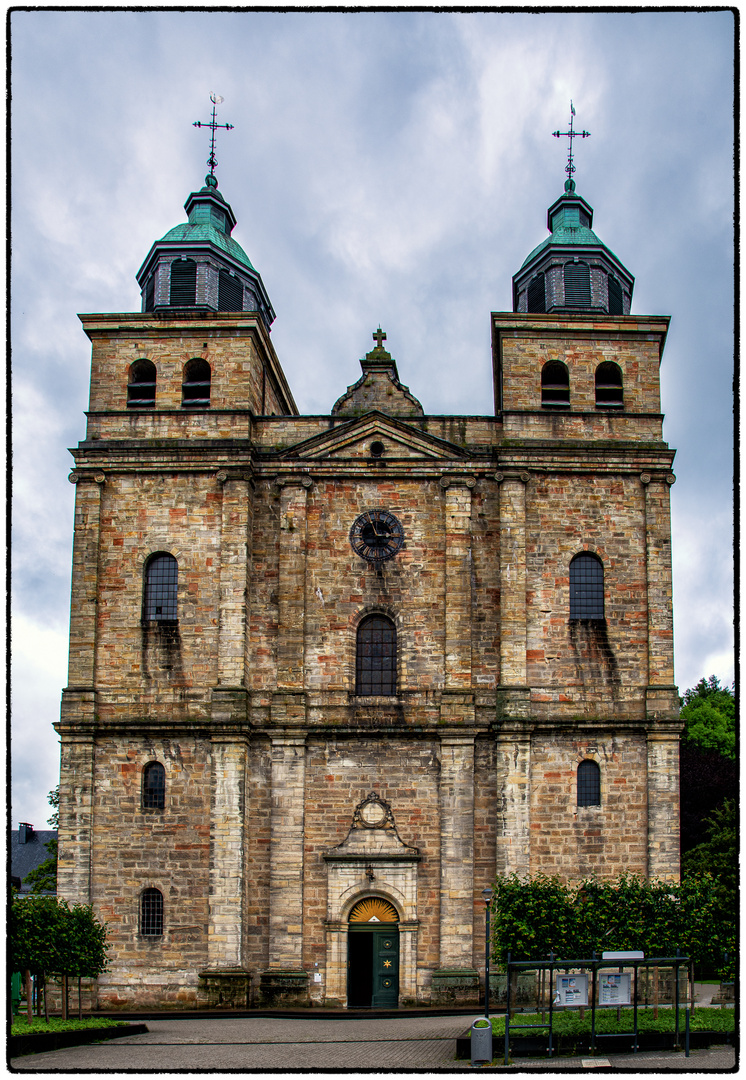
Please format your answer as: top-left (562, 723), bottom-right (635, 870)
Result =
top-left (11, 1017), bottom-right (131, 1035)
top-left (492, 1008), bottom-right (735, 1037)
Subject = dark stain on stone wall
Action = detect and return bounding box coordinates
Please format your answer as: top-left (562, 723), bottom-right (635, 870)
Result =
top-left (569, 619), bottom-right (620, 695)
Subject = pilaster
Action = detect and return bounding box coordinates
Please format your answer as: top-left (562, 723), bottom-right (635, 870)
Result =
top-left (207, 738), bottom-right (249, 969)
top-left (442, 477), bottom-right (475, 688)
top-left (65, 474), bottom-right (103, 686)
top-left (642, 474), bottom-right (676, 685)
top-left (498, 473), bottom-right (528, 685)
top-left (275, 477), bottom-right (311, 690)
top-left (55, 731), bottom-right (95, 906)
top-left (647, 730), bottom-right (681, 881)
top-left (216, 473), bottom-right (252, 688)
top-left (267, 732), bottom-right (307, 969)
top-left (436, 733), bottom-right (477, 995)
top-left (495, 724), bottom-right (532, 878)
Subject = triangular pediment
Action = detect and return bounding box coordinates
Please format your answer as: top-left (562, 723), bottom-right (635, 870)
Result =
top-left (279, 412), bottom-right (472, 462)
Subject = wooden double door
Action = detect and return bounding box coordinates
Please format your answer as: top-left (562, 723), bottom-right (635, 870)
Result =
top-left (347, 927), bottom-right (399, 1008)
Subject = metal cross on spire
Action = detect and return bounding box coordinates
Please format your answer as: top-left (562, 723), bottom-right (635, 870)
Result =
top-left (552, 101), bottom-right (590, 184)
top-left (193, 93), bottom-right (234, 177)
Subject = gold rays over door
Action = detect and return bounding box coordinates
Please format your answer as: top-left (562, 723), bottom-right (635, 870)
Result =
top-left (347, 898), bottom-right (399, 1007)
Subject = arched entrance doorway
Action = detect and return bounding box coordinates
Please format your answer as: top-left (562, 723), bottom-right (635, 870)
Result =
top-left (347, 897), bottom-right (399, 1007)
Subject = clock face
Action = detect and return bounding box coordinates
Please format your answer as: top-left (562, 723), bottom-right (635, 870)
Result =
top-left (350, 510), bottom-right (404, 562)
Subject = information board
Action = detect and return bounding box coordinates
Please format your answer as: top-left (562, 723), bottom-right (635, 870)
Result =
top-left (598, 972), bottom-right (631, 1005)
top-left (554, 973), bottom-right (588, 1007)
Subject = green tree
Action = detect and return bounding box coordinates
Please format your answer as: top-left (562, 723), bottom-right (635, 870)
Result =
top-left (682, 800), bottom-right (737, 913)
top-left (680, 676), bottom-right (735, 759)
top-left (23, 787), bottom-right (59, 894)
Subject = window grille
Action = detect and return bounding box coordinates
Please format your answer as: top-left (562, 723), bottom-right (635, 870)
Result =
top-left (541, 360), bottom-right (570, 408)
top-left (143, 554), bottom-right (178, 621)
top-left (356, 615), bottom-right (396, 696)
top-left (182, 359), bottom-right (211, 408)
top-left (569, 553), bottom-right (604, 620)
top-left (218, 270), bottom-right (243, 311)
top-left (564, 261), bottom-right (591, 307)
top-left (170, 258), bottom-right (197, 307)
top-left (142, 762), bottom-right (166, 810)
top-left (140, 888), bottom-right (163, 936)
top-left (608, 274), bottom-right (623, 316)
top-left (527, 273), bottom-right (546, 313)
top-left (577, 760), bottom-right (601, 806)
top-left (595, 362), bottom-right (624, 408)
top-left (127, 359), bottom-right (156, 409)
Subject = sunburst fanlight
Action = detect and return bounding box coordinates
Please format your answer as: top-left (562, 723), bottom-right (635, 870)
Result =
top-left (349, 897), bottom-right (399, 923)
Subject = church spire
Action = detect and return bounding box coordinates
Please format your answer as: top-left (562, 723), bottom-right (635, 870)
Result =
top-left (512, 104), bottom-right (633, 316)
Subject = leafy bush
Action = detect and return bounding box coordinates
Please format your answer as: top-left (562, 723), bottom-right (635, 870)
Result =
top-left (490, 1007), bottom-right (735, 1037)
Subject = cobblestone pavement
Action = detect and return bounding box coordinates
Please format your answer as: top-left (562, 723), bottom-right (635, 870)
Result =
top-left (10, 1015), bottom-right (736, 1072)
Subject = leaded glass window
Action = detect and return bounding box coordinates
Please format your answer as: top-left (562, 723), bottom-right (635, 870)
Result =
top-left (140, 888), bottom-right (163, 936)
top-left (569, 553), bottom-right (604, 620)
top-left (143, 554), bottom-right (178, 622)
top-left (142, 762), bottom-right (166, 810)
top-left (577, 760), bottom-right (601, 806)
top-left (356, 615), bottom-right (396, 696)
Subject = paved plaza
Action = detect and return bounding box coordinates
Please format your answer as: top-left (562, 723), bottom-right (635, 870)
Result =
top-left (10, 1014), bottom-right (736, 1072)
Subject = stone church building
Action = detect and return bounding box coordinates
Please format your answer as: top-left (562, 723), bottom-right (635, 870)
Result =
top-left (56, 158), bottom-right (680, 1009)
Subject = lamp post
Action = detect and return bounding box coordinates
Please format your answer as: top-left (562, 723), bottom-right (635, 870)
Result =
top-left (482, 887), bottom-right (494, 1019)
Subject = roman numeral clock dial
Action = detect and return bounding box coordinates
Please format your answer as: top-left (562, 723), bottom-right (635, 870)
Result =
top-left (349, 510), bottom-right (404, 563)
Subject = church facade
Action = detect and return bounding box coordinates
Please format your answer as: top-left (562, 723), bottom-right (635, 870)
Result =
top-left (56, 162), bottom-right (680, 1010)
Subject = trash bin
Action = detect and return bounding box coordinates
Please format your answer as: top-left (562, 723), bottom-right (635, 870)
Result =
top-left (470, 1017), bottom-right (493, 1065)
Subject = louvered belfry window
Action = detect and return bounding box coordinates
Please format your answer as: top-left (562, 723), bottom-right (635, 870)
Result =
top-left (595, 362), bottom-right (624, 409)
top-left (143, 553), bottom-right (178, 622)
top-left (169, 258), bottom-right (197, 307)
top-left (145, 275), bottom-right (155, 313)
top-left (356, 615), bottom-right (396, 696)
top-left (608, 274), bottom-right (624, 316)
top-left (218, 269), bottom-right (243, 311)
top-left (527, 273), bottom-right (546, 313)
top-left (577, 760), bottom-right (601, 806)
top-left (564, 261), bottom-right (591, 307)
top-left (127, 359), bottom-right (156, 409)
top-left (182, 359), bottom-right (211, 408)
top-left (541, 360), bottom-right (570, 408)
top-left (140, 888), bottom-right (163, 936)
top-left (142, 762), bottom-right (166, 810)
top-left (569, 553), bottom-right (604, 620)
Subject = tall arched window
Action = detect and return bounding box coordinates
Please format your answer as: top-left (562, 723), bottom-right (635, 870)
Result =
top-left (569, 553), bottom-right (604, 620)
top-left (142, 762), bottom-right (166, 810)
top-left (595, 362), bottom-right (624, 409)
top-left (143, 554), bottom-right (178, 622)
top-left (577, 760), bottom-right (601, 806)
top-left (527, 272), bottom-right (546, 314)
top-left (218, 269), bottom-right (244, 311)
top-left (564, 261), bottom-right (591, 307)
top-left (541, 360), bottom-right (570, 408)
top-left (182, 358), bottom-right (211, 408)
top-left (170, 258), bottom-right (197, 307)
top-left (356, 615), bottom-right (396, 696)
top-left (140, 888), bottom-right (163, 936)
top-left (607, 274), bottom-right (624, 316)
top-left (127, 359), bottom-right (156, 409)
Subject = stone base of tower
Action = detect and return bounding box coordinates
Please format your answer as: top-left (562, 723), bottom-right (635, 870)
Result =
top-left (198, 968), bottom-right (252, 1010)
top-left (430, 968), bottom-right (481, 1006)
top-left (258, 969), bottom-right (310, 1007)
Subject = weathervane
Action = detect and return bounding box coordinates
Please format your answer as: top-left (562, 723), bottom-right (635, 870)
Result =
top-left (552, 101), bottom-right (590, 185)
top-left (193, 93), bottom-right (234, 177)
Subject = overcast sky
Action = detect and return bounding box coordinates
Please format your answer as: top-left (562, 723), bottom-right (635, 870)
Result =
top-left (10, 9), bottom-right (734, 829)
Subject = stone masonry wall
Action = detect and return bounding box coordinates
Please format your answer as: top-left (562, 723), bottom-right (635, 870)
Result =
top-left (91, 735), bottom-right (212, 1009)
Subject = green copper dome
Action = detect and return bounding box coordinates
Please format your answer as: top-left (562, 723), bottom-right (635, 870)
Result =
top-left (512, 178), bottom-right (634, 316)
top-left (136, 173), bottom-right (275, 328)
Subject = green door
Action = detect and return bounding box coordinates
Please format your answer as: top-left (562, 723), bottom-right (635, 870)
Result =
top-left (371, 930), bottom-right (399, 1007)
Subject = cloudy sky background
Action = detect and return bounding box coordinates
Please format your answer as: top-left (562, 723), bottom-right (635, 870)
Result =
top-left (11, 10), bottom-right (734, 829)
